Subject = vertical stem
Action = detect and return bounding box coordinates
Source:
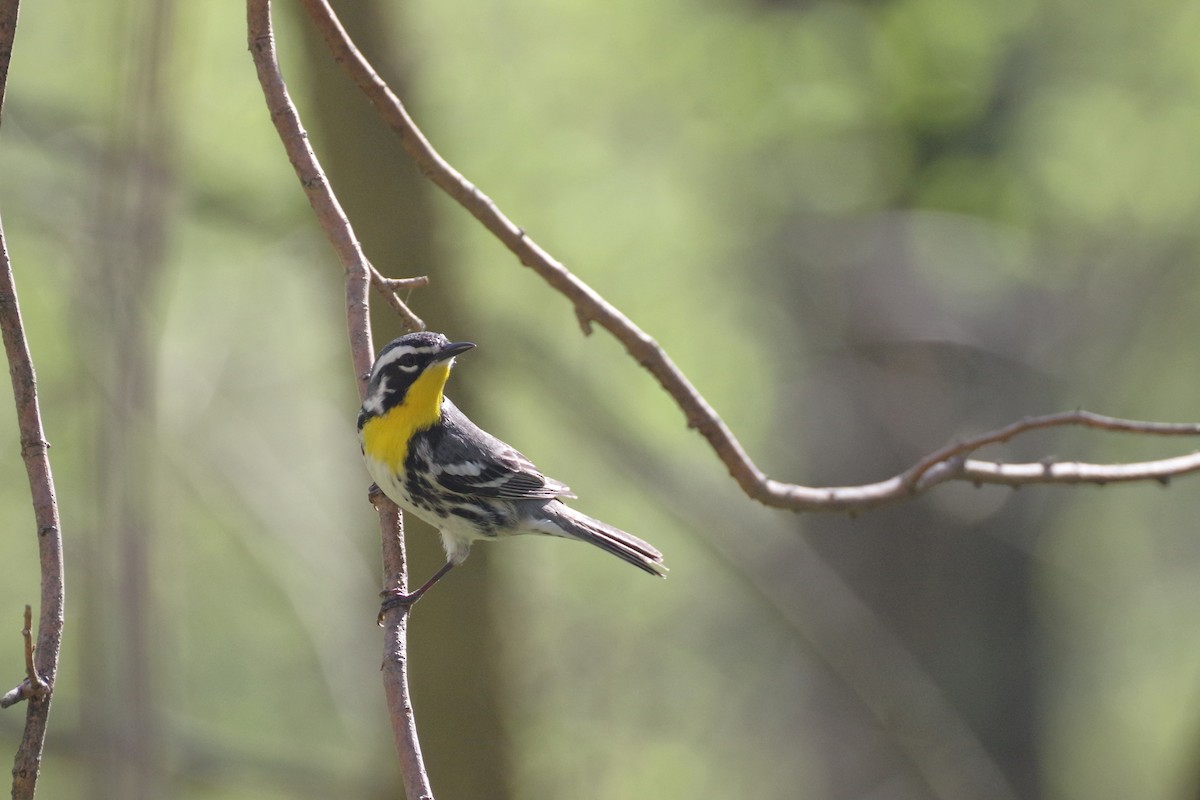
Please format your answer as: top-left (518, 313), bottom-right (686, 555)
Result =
top-left (0, 225), bottom-right (65, 800)
top-left (247, 2), bottom-right (434, 796)
top-left (377, 502), bottom-right (434, 799)
top-left (0, 3), bottom-right (66, 798)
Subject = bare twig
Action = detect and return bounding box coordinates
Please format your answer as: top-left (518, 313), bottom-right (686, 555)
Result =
top-left (0, 607), bottom-right (45, 710)
top-left (20, 606), bottom-right (43, 694)
top-left (546, 357), bottom-right (1023, 800)
top-left (1, 4), bottom-right (67, 797)
top-left (0, 687), bottom-right (21, 709)
top-left (904, 410), bottom-right (1200, 488)
top-left (375, 271), bottom-right (429, 294)
top-left (246, 2), bottom-right (435, 798)
top-left (296, 0), bottom-right (1200, 513)
top-left (246, 0), bottom-right (423, 349)
top-left (370, 269), bottom-right (430, 326)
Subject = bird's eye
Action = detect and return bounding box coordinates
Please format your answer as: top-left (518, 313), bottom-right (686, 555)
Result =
top-left (396, 354), bottom-right (420, 371)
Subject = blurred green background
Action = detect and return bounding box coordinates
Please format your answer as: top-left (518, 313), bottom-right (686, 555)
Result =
top-left (3, 0), bottom-right (1200, 798)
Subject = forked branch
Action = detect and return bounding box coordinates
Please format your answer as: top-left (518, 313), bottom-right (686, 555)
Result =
top-left (296, 0), bottom-right (1200, 513)
top-left (246, 2), bottom-right (435, 798)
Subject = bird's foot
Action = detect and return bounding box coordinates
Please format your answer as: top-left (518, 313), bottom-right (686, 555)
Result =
top-left (376, 588), bottom-right (421, 625)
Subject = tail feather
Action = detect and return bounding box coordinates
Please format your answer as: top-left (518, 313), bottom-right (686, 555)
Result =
top-left (532, 504), bottom-right (667, 577)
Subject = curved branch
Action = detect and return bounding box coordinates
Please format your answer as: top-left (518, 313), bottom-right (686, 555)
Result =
top-left (904, 410), bottom-right (1200, 488)
top-left (294, 0), bottom-right (1200, 514)
top-left (246, 2), bottom-right (435, 798)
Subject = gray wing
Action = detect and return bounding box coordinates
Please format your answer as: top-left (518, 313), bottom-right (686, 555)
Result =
top-left (428, 400), bottom-right (574, 500)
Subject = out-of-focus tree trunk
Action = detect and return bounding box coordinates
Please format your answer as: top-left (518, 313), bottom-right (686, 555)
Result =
top-left (76, 2), bottom-right (175, 798)
top-left (767, 214), bottom-right (1052, 798)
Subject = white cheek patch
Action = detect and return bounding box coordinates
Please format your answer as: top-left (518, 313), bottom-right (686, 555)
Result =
top-left (362, 375), bottom-right (391, 415)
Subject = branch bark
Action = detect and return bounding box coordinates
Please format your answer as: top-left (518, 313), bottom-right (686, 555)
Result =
top-left (294, 0), bottom-right (1200, 513)
top-left (0, 203), bottom-right (66, 800)
top-left (246, 2), bottom-right (434, 798)
top-left (0, 3), bottom-right (67, 798)
top-left (0, 0), bottom-right (16, 115)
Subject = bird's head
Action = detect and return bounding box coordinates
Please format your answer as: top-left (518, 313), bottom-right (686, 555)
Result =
top-left (361, 331), bottom-right (476, 417)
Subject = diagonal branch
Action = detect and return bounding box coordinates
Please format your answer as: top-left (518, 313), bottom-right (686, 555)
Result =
top-left (246, 2), bottom-right (435, 798)
top-left (297, 0), bottom-right (1200, 513)
top-left (246, 0), bottom-right (423, 366)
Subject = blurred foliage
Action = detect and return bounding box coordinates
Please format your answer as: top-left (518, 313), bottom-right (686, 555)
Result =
top-left (1, 0), bottom-right (1200, 798)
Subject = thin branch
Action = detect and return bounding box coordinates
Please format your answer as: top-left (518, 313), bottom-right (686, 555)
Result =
top-left (904, 410), bottom-right (1200, 490)
top-left (370, 268), bottom-right (429, 326)
top-left (370, 266), bottom-right (427, 334)
top-left (297, 0), bottom-right (1200, 513)
top-left (0, 686), bottom-right (22, 709)
top-left (247, 0), bottom-right (423, 364)
top-left (246, 2), bottom-right (435, 798)
top-left (0, 224), bottom-right (65, 800)
top-left (518, 329), bottom-right (1022, 799)
top-left (370, 494), bottom-right (436, 800)
top-left (1, 4), bottom-right (67, 797)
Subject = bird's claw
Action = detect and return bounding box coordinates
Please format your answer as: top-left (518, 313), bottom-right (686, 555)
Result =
top-left (376, 588), bottom-right (419, 626)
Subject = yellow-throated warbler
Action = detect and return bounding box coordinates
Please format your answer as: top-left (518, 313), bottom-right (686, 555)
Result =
top-left (359, 331), bottom-right (667, 608)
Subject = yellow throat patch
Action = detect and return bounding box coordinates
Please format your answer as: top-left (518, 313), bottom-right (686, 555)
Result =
top-left (360, 362), bottom-right (452, 471)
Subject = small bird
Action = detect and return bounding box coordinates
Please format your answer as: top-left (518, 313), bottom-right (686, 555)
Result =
top-left (358, 331), bottom-right (666, 610)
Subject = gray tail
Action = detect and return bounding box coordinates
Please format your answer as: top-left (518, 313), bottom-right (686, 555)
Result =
top-left (534, 504), bottom-right (667, 577)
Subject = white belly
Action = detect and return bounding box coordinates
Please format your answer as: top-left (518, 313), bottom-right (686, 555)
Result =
top-left (363, 454), bottom-right (499, 565)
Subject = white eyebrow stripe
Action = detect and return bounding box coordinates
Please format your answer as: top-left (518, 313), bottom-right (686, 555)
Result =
top-left (371, 343), bottom-right (436, 376)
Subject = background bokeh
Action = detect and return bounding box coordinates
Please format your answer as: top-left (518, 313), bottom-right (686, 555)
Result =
top-left (2, 0), bottom-right (1200, 798)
